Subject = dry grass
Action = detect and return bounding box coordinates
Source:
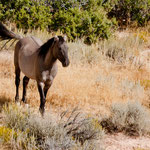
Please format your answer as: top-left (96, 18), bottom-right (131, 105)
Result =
top-left (1, 27), bottom-right (150, 149)
top-left (1, 104), bottom-right (104, 150)
top-left (0, 28), bottom-right (150, 117)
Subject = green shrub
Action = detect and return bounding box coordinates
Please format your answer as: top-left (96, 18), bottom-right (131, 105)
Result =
top-left (52, 7), bottom-right (115, 44)
top-left (0, 0), bottom-right (51, 29)
top-left (49, 0), bottom-right (80, 12)
top-left (1, 0), bottom-right (150, 43)
top-left (0, 0), bottom-right (116, 44)
top-left (104, 0), bottom-right (150, 26)
top-left (50, 0), bottom-right (116, 43)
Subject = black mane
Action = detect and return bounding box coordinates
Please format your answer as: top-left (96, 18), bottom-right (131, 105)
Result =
top-left (38, 36), bottom-right (65, 58)
top-left (57, 36), bottom-right (65, 43)
top-left (39, 37), bottom-right (54, 57)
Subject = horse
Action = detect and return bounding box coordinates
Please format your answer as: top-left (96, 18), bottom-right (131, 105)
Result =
top-left (0, 23), bottom-right (70, 115)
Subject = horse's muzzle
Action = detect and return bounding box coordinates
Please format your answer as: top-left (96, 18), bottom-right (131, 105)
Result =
top-left (62, 59), bottom-right (70, 67)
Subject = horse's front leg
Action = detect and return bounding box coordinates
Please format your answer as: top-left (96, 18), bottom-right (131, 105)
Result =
top-left (44, 81), bottom-right (52, 98)
top-left (37, 81), bottom-right (46, 116)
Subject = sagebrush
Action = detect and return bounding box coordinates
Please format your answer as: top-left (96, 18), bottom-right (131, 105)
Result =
top-left (101, 101), bottom-right (150, 136)
top-left (1, 104), bottom-right (104, 150)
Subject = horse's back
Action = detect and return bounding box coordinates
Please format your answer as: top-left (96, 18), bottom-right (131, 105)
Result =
top-left (14, 36), bottom-right (43, 79)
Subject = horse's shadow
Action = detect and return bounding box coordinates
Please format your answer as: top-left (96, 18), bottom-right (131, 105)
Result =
top-left (0, 95), bottom-right (11, 112)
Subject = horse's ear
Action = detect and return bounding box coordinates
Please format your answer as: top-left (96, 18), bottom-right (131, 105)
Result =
top-left (54, 35), bottom-right (59, 42)
top-left (64, 35), bottom-right (67, 42)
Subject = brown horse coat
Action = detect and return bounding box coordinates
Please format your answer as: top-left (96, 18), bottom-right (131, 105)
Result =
top-left (0, 23), bottom-right (70, 115)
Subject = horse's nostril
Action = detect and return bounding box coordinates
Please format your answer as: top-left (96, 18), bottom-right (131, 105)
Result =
top-left (62, 59), bottom-right (70, 67)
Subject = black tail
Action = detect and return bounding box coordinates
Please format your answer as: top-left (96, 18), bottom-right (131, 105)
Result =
top-left (0, 22), bottom-right (22, 41)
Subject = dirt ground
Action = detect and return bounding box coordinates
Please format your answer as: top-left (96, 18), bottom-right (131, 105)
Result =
top-left (0, 50), bottom-right (150, 150)
top-left (103, 133), bottom-right (150, 150)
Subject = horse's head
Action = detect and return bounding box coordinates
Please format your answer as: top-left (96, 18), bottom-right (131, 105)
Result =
top-left (53, 35), bottom-right (70, 67)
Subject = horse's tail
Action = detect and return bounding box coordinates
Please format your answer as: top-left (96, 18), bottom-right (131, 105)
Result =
top-left (0, 22), bottom-right (22, 41)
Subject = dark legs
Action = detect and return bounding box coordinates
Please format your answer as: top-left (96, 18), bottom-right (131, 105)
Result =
top-left (15, 67), bottom-right (51, 116)
top-left (37, 82), bottom-right (45, 116)
top-left (15, 67), bottom-right (20, 102)
top-left (22, 76), bottom-right (30, 103)
top-left (44, 83), bottom-right (51, 97)
top-left (37, 82), bottom-right (51, 116)
top-left (15, 67), bottom-right (30, 103)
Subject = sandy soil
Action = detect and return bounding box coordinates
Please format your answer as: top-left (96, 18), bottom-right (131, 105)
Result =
top-left (103, 133), bottom-right (150, 150)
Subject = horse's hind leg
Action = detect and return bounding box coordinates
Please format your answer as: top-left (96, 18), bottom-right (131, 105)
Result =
top-left (15, 67), bottom-right (20, 102)
top-left (22, 76), bottom-right (30, 103)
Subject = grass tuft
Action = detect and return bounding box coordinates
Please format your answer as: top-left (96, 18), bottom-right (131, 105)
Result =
top-left (101, 101), bottom-right (150, 136)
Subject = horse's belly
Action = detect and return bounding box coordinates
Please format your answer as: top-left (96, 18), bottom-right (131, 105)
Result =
top-left (20, 63), bottom-right (35, 79)
top-left (19, 52), bottom-right (36, 79)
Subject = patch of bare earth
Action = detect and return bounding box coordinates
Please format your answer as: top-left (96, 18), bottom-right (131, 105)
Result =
top-left (102, 133), bottom-right (150, 150)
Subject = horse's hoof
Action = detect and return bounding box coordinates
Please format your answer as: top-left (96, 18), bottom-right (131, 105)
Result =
top-left (15, 97), bottom-right (19, 103)
top-left (22, 98), bottom-right (27, 103)
top-left (16, 102), bottom-right (21, 106)
top-left (25, 104), bottom-right (29, 109)
top-left (39, 107), bottom-right (45, 117)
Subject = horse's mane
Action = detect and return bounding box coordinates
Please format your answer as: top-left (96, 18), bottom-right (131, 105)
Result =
top-left (39, 37), bottom-right (54, 58)
top-left (39, 36), bottom-right (65, 58)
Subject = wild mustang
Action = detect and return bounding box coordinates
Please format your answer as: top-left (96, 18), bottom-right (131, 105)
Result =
top-left (0, 23), bottom-right (70, 115)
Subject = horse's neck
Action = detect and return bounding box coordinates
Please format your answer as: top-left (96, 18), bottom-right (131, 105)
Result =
top-left (44, 48), bottom-right (56, 68)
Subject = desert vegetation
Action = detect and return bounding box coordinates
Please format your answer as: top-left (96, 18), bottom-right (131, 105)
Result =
top-left (0, 0), bottom-right (150, 44)
top-left (0, 27), bottom-right (150, 149)
top-left (0, 104), bottom-right (104, 150)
